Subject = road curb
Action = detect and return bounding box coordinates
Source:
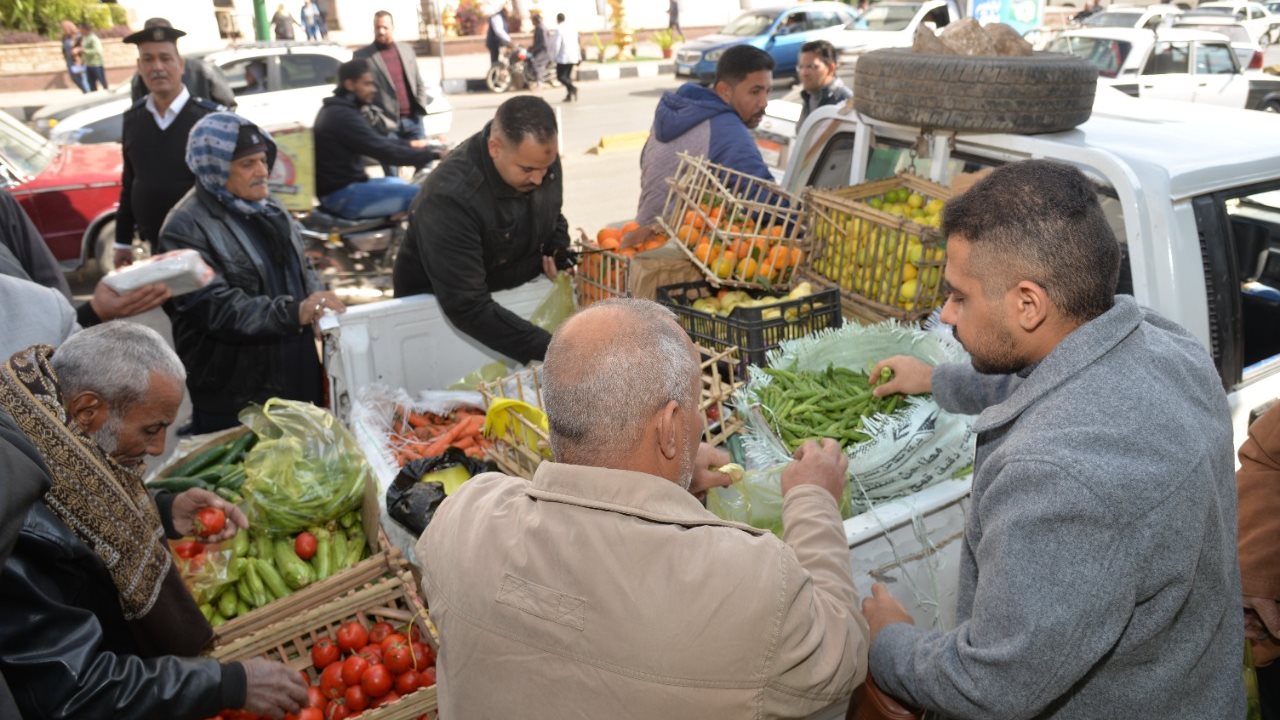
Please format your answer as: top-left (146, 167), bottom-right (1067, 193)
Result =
top-left (444, 62), bottom-right (675, 94)
top-left (592, 130), bottom-right (650, 154)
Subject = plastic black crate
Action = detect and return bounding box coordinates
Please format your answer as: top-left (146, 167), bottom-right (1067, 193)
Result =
top-left (657, 281), bottom-right (843, 371)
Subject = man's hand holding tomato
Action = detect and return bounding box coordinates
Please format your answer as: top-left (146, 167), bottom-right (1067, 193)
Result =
top-left (171, 487), bottom-right (248, 542)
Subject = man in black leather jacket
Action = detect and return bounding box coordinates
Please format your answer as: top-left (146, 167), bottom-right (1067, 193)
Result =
top-left (0, 324), bottom-right (306, 720)
top-left (393, 96), bottom-right (570, 364)
top-left (158, 113), bottom-right (344, 434)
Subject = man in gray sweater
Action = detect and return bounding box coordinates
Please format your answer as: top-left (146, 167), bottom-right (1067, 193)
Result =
top-left (865, 160), bottom-right (1244, 719)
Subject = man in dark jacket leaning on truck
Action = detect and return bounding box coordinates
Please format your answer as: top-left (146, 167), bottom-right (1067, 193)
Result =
top-left (393, 95), bottom-right (571, 365)
top-left (314, 59), bottom-right (442, 219)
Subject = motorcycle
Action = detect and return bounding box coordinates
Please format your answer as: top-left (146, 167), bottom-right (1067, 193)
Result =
top-left (297, 145), bottom-right (446, 294)
top-left (486, 45), bottom-right (557, 93)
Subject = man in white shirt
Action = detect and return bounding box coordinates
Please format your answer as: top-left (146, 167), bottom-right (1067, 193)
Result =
top-left (116, 23), bottom-right (222, 268)
top-left (554, 13), bottom-right (580, 102)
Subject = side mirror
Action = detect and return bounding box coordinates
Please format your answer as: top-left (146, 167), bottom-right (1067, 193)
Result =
top-left (924, 20), bottom-right (939, 30)
top-left (774, 25), bottom-right (792, 36)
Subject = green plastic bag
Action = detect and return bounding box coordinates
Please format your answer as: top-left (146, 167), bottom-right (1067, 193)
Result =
top-left (446, 360), bottom-right (511, 392)
top-left (237, 399), bottom-right (369, 535)
top-left (530, 273), bottom-right (576, 333)
top-left (707, 465), bottom-right (854, 538)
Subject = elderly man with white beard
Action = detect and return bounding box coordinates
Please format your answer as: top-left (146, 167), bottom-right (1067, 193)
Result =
top-left (0, 322), bottom-right (307, 720)
top-left (417, 298), bottom-right (870, 718)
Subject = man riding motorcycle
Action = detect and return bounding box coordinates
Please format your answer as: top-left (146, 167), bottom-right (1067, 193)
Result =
top-left (313, 59), bottom-right (442, 219)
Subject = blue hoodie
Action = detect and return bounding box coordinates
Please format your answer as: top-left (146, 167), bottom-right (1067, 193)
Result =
top-left (636, 83), bottom-right (772, 224)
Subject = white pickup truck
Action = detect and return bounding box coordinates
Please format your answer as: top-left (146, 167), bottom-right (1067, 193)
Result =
top-left (322, 88), bottom-right (1280, 637)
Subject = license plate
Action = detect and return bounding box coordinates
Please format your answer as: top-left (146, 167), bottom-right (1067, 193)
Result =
top-left (676, 64), bottom-right (693, 75)
top-left (757, 138), bottom-right (782, 168)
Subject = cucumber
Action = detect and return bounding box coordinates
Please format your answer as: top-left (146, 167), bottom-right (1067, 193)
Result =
top-left (215, 487), bottom-right (242, 504)
top-left (222, 432), bottom-right (258, 465)
top-left (169, 443), bottom-right (233, 479)
top-left (215, 466), bottom-right (247, 491)
top-left (145, 476), bottom-right (211, 493)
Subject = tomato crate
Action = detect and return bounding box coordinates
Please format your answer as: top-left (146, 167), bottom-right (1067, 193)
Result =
top-left (803, 173), bottom-right (953, 322)
top-left (209, 570), bottom-right (439, 720)
top-left (656, 280), bottom-right (843, 372)
top-left (657, 153), bottom-right (807, 290)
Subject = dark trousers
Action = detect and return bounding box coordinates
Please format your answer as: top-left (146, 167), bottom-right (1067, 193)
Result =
top-left (382, 115), bottom-right (426, 178)
top-left (556, 63), bottom-right (577, 96)
top-left (488, 43), bottom-right (501, 65)
top-left (1262, 659), bottom-right (1280, 720)
top-left (85, 66), bottom-right (108, 91)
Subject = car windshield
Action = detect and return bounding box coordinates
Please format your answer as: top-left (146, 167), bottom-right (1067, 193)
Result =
top-left (721, 11), bottom-right (777, 37)
top-left (1047, 36), bottom-right (1133, 76)
top-left (1189, 6), bottom-right (1236, 14)
top-left (1083, 11), bottom-right (1144, 26)
top-left (853, 4), bottom-right (923, 31)
top-left (0, 111), bottom-right (56, 181)
top-left (1175, 22), bottom-right (1251, 41)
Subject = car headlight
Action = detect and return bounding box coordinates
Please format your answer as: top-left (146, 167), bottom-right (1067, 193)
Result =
top-left (704, 49), bottom-right (725, 62)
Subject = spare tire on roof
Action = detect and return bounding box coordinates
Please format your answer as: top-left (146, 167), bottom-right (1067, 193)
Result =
top-left (853, 49), bottom-right (1099, 134)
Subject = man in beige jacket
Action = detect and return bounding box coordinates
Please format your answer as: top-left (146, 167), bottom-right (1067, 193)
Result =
top-left (417, 298), bottom-right (868, 718)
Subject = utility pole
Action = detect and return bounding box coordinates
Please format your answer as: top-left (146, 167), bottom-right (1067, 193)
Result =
top-left (254, 0), bottom-right (270, 41)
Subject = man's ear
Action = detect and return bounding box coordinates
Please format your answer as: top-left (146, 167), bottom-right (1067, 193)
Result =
top-left (65, 391), bottom-right (110, 434)
top-left (656, 400), bottom-right (680, 462)
top-left (1011, 280), bottom-right (1051, 333)
top-left (713, 79), bottom-right (733, 105)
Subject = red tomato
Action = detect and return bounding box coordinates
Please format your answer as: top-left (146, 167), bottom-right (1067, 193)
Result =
top-left (194, 507), bottom-right (226, 537)
top-left (294, 531), bottom-right (318, 561)
top-left (409, 642), bottom-right (434, 672)
top-left (369, 690), bottom-right (400, 709)
top-left (360, 664), bottom-right (392, 698)
top-left (173, 540), bottom-right (205, 559)
top-left (336, 621), bottom-right (368, 653)
top-left (384, 642), bottom-right (412, 674)
top-left (420, 666), bottom-right (437, 687)
top-left (284, 714), bottom-right (299, 720)
top-left (380, 633), bottom-right (408, 652)
top-left (340, 656), bottom-right (369, 687)
top-left (394, 670), bottom-right (420, 695)
top-left (298, 710), bottom-right (324, 720)
top-left (305, 687), bottom-right (327, 710)
top-left (357, 645), bottom-right (382, 665)
top-left (343, 686), bottom-right (369, 712)
top-left (319, 662), bottom-right (346, 700)
top-left (367, 622), bottom-right (394, 645)
top-left (311, 637), bottom-right (340, 670)
top-left (324, 701), bottom-right (350, 720)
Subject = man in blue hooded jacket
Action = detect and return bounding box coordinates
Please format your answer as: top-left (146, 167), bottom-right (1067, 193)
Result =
top-left (631, 46), bottom-right (774, 240)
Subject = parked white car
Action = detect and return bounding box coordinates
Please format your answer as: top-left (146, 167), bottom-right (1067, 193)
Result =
top-left (1078, 4), bottom-right (1184, 30)
top-left (45, 42), bottom-right (453, 145)
top-left (831, 0), bottom-right (963, 65)
top-left (1047, 27), bottom-right (1280, 109)
top-left (1173, 14), bottom-right (1267, 66)
top-left (1179, 2), bottom-right (1279, 45)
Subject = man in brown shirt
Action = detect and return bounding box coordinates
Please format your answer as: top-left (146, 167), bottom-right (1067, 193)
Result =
top-left (1239, 404), bottom-right (1280, 715)
top-left (417, 298), bottom-right (869, 718)
top-left (354, 10), bottom-right (433, 175)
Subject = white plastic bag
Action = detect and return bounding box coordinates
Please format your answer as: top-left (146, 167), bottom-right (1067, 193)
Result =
top-left (101, 249), bottom-right (214, 295)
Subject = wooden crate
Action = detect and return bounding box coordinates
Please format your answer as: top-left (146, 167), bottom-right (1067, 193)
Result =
top-left (699, 344), bottom-right (744, 448)
top-left (803, 173), bottom-right (954, 322)
top-left (572, 243), bottom-right (632, 307)
top-left (657, 153), bottom-right (807, 290)
top-left (478, 366), bottom-right (551, 481)
top-left (210, 571), bottom-right (438, 720)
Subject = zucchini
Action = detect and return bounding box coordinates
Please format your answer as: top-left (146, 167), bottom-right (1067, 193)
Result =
top-left (273, 540), bottom-right (315, 590)
top-left (255, 559), bottom-right (291, 600)
top-left (217, 589), bottom-right (238, 619)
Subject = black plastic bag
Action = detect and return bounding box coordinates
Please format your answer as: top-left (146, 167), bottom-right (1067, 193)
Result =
top-left (386, 449), bottom-right (497, 536)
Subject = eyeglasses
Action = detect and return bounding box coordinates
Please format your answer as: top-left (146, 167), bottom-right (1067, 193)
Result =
top-left (798, 63), bottom-right (825, 71)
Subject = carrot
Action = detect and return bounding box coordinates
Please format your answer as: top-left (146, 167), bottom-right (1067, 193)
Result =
top-left (454, 436), bottom-right (477, 450)
top-left (406, 412), bottom-right (431, 429)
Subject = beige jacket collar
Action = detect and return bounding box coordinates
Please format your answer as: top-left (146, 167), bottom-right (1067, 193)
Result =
top-left (527, 461), bottom-right (767, 536)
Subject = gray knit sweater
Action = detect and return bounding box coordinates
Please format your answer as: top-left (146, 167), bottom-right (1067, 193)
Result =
top-left (870, 296), bottom-right (1245, 719)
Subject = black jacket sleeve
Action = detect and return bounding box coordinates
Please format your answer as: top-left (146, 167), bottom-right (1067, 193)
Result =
top-left (0, 412), bottom-right (51, 573)
top-left (116, 116), bottom-right (137, 248)
top-left (341, 104), bottom-right (438, 167)
top-left (413, 194), bottom-right (551, 363)
top-left (157, 213), bottom-right (307, 342)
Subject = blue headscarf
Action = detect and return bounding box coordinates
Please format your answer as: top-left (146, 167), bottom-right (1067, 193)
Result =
top-left (185, 112), bottom-right (278, 216)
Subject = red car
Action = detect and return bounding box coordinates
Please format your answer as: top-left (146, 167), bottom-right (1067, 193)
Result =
top-left (1, 109), bottom-right (121, 272)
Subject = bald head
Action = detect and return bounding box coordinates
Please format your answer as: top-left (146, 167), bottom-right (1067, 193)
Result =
top-left (542, 300), bottom-right (701, 476)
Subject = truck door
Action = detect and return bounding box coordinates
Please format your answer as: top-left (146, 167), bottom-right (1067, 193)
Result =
top-left (1192, 41), bottom-right (1250, 108)
top-left (1139, 41), bottom-right (1196, 103)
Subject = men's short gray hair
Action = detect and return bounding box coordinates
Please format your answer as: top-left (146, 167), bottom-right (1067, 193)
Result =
top-left (542, 299), bottom-right (700, 462)
top-left (52, 321), bottom-right (186, 414)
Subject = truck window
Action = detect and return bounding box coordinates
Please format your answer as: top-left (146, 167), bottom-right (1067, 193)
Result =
top-left (1194, 184), bottom-right (1280, 386)
top-left (1195, 43), bottom-right (1238, 74)
top-left (1143, 42), bottom-right (1190, 74)
top-left (807, 132), bottom-right (856, 188)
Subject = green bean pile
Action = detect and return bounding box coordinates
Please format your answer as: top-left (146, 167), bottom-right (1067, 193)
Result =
top-left (754, 365), bottom-right (903, 453)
